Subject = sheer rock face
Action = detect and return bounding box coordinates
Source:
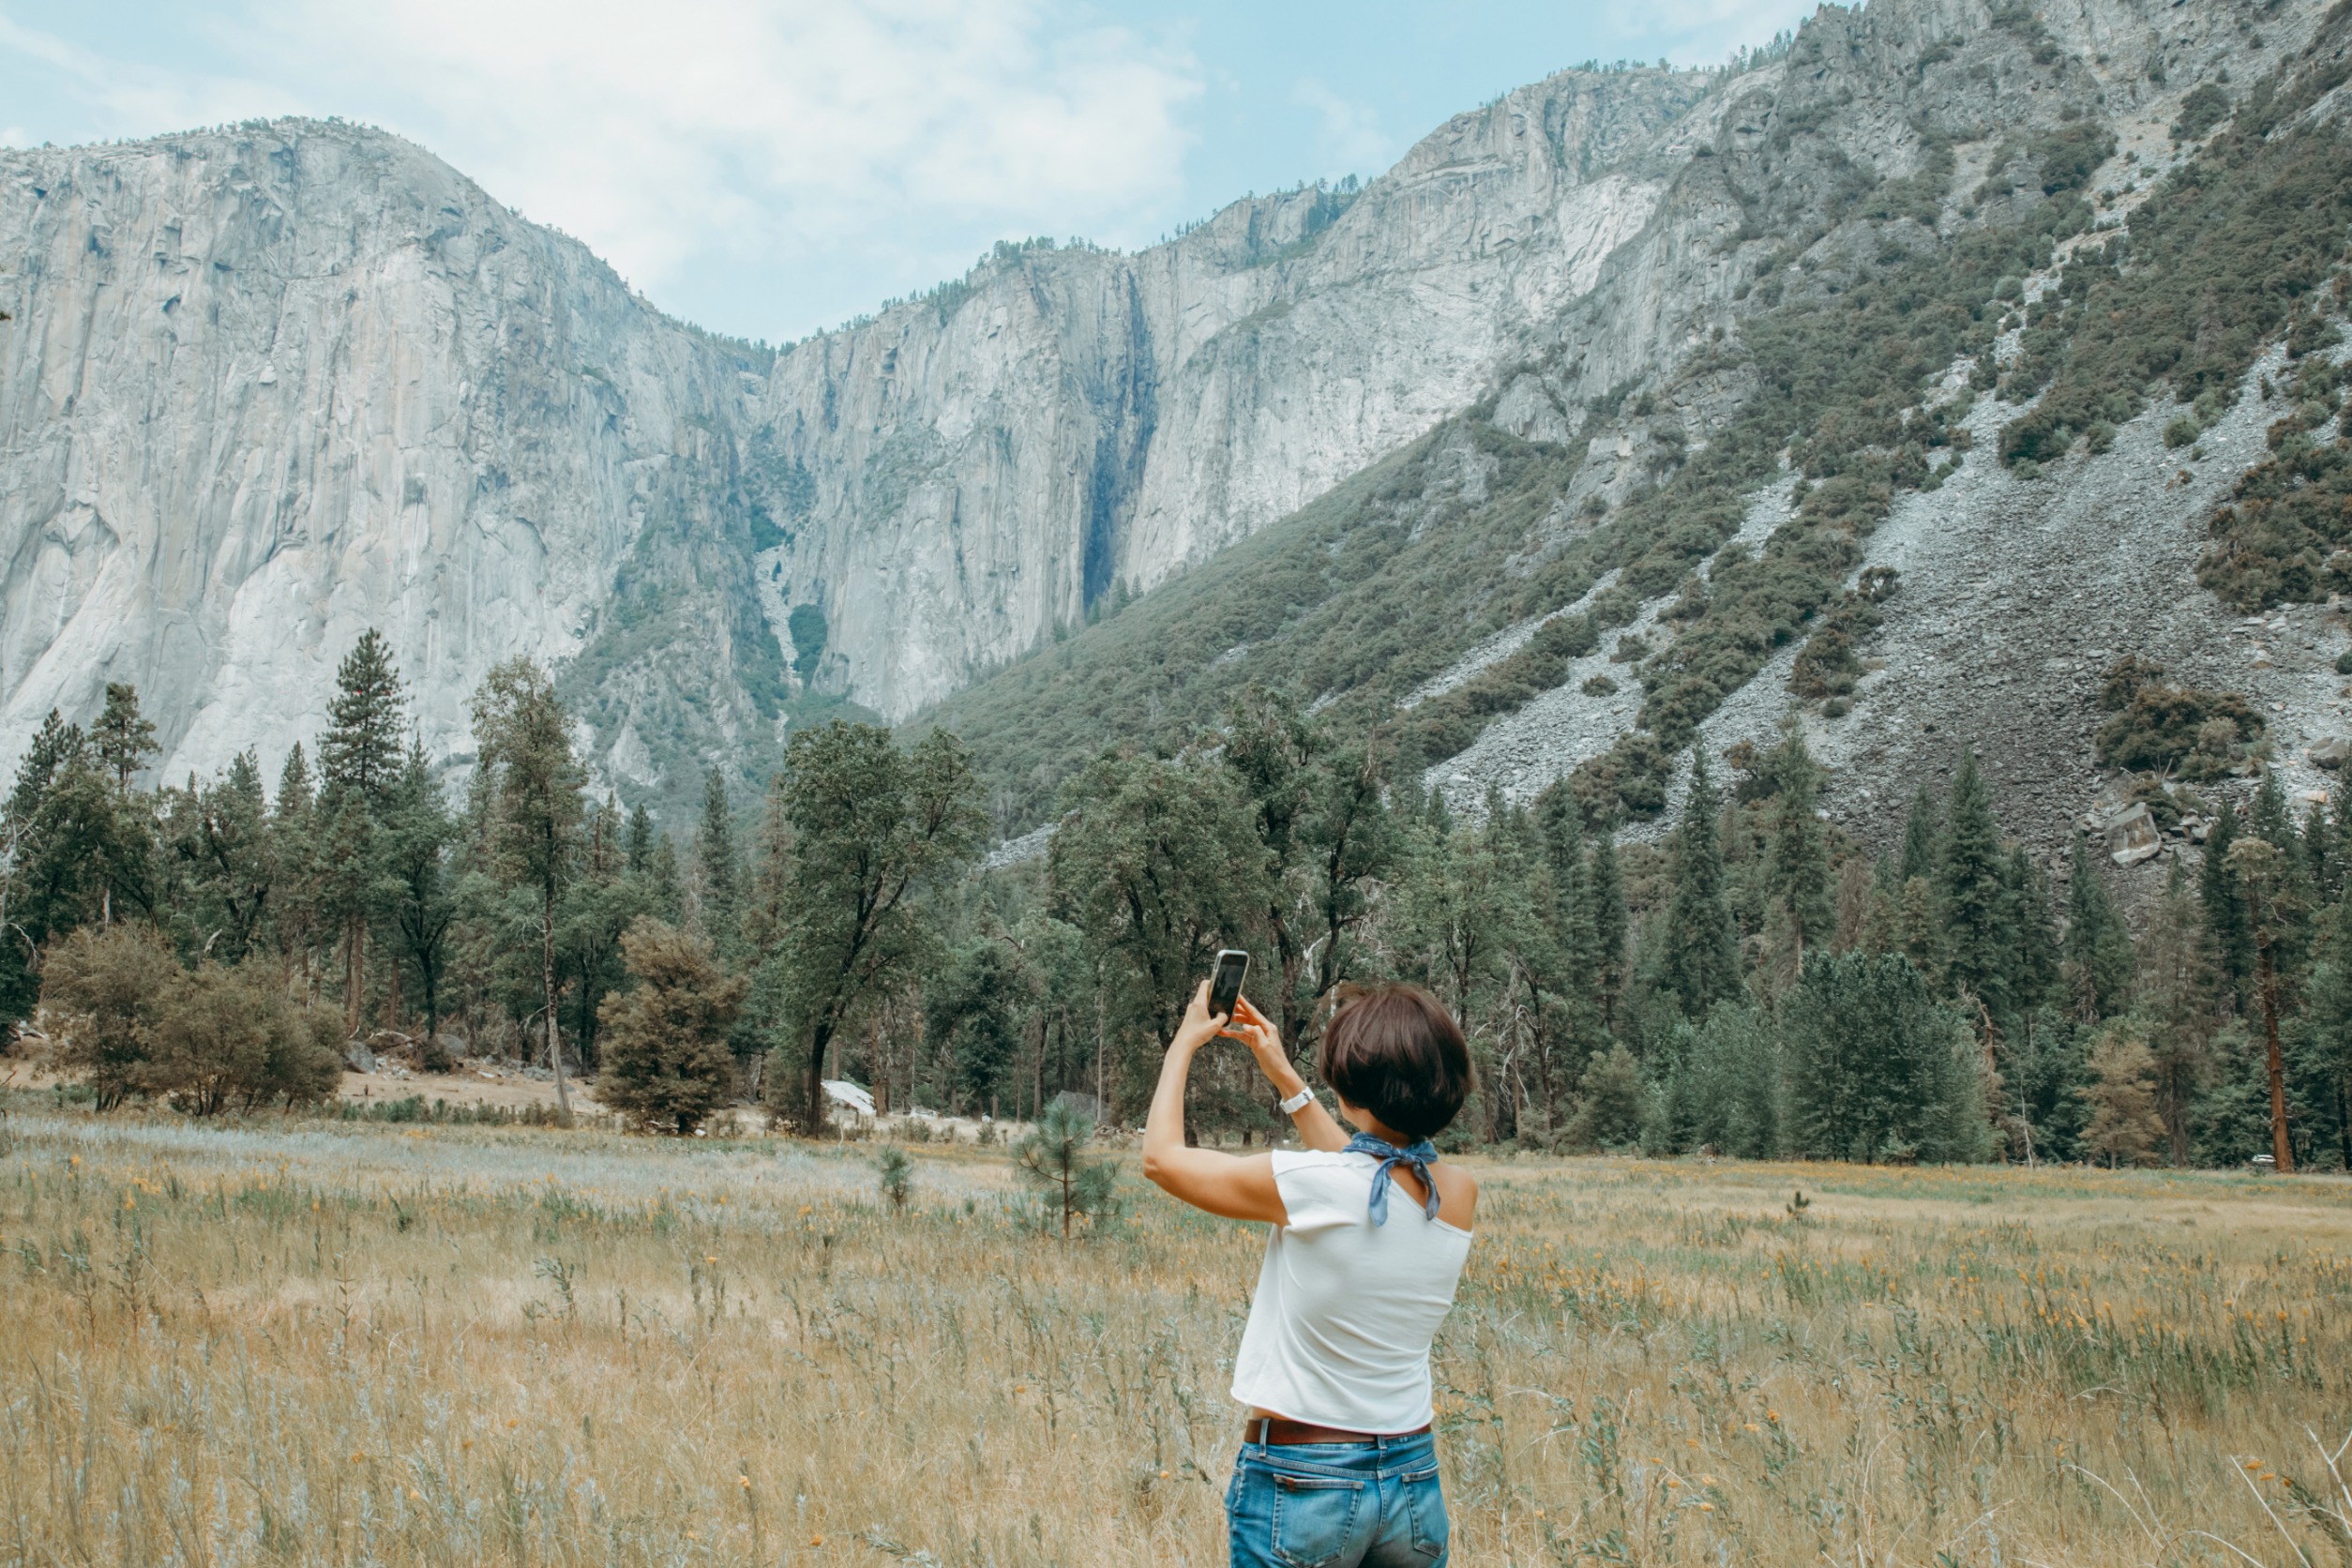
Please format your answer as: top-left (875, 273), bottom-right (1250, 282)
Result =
top-left (0, 0), bottom-right (2319, 807)
top-left (0, 126), bottom-right (765, 781)
top-left (745, 67), bottom-right (1715, 720)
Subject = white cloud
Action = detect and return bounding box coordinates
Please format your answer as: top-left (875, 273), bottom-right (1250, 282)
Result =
top-left (1291, 77), bottom-right (1391, 177)
top-left (0, 16), bottom-right (300, 133)
top-left (223, 0), bottom-right (1202, 308)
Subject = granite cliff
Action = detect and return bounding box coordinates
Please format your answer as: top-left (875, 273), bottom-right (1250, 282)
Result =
top-left (2, 0), bottom-right (2344, 845)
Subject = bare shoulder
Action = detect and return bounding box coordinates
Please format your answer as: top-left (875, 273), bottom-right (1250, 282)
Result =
top-left (1433, 1162), bottom-right (1478, 1230)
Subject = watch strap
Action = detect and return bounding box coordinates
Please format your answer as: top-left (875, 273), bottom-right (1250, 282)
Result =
top-left (1278, 1086), bottom-right (1315, 1115)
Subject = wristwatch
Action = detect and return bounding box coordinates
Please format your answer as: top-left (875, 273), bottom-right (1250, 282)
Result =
top-left (1278, 1087), bottom-right (1315, 1116)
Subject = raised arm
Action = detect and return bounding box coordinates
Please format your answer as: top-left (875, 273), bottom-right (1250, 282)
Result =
top-left (1140, 982), bottom-right (1288, 1223)
top-left (1225, 994), bottom-right (1349, 1152)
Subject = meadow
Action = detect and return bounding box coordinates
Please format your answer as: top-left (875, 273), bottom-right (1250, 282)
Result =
top-left (2, 1107), bottom-right (2349, 1567)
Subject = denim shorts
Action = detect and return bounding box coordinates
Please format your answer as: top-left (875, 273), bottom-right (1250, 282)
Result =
top-left (1224, 1428), bottom-right (1449, 1568)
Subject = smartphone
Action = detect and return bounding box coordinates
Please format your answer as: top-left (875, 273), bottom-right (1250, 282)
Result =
top-left (1208, 949), bottom-right (1250, 1022)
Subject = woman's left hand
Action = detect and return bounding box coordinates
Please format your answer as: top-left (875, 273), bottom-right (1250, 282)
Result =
top-left (1169, 979), bottom-right (1229, 1054)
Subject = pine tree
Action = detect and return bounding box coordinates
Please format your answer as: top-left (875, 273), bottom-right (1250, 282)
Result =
top-left (2062, 837), bottom-right (2135, 1021)
top-left (2203, 801), bottom-right (2254, 1000)
top-left (626, 802), bottom-right (656, 876)
top-left (1788, 950), bottom-right (1988, 1163)
top-left (2225, 835), bottom-right (2307, 1171)
top-left (695, 767), bottom-right (743, 965)
top-left (1011, 1099), bottom-right (1121, 1239)
top-left (75, 685), bottom-right (161, 924)
top-left (1566, 1042), bottom-right (1650, 1152)
top-left (384, 738), bottom-right (456, 1048)
top-left (1899, 783), bottom-right (1942, 884)
top-left (1520, 783), bottom-right (1603, 1137)
top-left (1764, 732), bottom-right (1834, 976)
top-left (2300, 898), bottom-right (2352, 1173)
top-left (2139, 861), bottom-right (2222, 1165)
top-left (2247, 771), bottom-right (2314, 978)
top-left (927, 937), bottom-right (1023, 1115)
top-left (272, 744), bottom-right (324, 997)
top-left (8, 709), bottom-right (82, 822)
top-left (1856, 855), bottom-right (1904, 957)
top-left (2009, 1008), bottom-right (2088, 1165)
top-left (1897, 874), bottom-right (1943, 983)
top-left (2079, 1025), bottom-right (2165, 1168)
top-left (649, 833), bottom-right (685, 924)
top-left (2305, 801), bottom-right (2337, 904)
top-left (0, 713), bottom-right (87, 1018)
top-left (877, 1145), bottom-right (913, 1212)
top-left (1588, 813), bottom-right (1628, 1028)
top-left (1662, 753), bottom-right (1740, 1018)
top-left (173, 747), bottom-right (276, 966)
top-left (559, 797), bottom-right (646, 1070)
top-left (92, 684), bottom-right (158, 793)
top-left (2006, 846), bottom-right (2062, 1018)
top-left (472, 657), bottom-right (587, 1121)
top-left (319, 630), bottom-right (405, 804)
top-left (596, 917), bottom-right (747, 1134)
top-left (316, 786), bottom-right (377, 1037)
top-left (318, 632), bottom-right (408, 1035)
top-left (1939, 752), bottom-right (2014, 1026)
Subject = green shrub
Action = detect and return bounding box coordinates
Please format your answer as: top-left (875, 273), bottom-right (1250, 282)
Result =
top-left (2164, 415), bottom-right (2202, 448)
top-left (2091, 657), bottom-right (2264, 777)
top-left (2172, 83), bottom-right (2230, 143)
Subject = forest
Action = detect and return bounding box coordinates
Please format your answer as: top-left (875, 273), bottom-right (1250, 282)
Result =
top-left (8, 627), bottom-right (2346, 1172)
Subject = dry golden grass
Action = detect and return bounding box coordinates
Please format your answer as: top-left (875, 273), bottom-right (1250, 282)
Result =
top-left (2, 1107), bottom-right (2349, 1566)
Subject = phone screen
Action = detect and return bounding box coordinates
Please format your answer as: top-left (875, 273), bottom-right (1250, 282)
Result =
top-left (1209, 949), bottom-right (1249, 1020)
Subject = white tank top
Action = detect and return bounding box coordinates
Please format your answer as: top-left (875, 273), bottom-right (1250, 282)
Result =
top-left (1229, 1149), bottom-right (1475, 1432)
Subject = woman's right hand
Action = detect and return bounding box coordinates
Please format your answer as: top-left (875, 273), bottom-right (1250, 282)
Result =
top-left (1223, 995), bottom-right (1299, 1092)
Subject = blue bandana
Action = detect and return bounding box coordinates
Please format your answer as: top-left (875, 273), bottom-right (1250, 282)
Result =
top-left (1345, 1132), bottom-right (1441, 1226)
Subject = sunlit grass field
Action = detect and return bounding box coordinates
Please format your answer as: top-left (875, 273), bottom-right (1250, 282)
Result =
top-left (2, 1106), bottom-right (2348, 1567)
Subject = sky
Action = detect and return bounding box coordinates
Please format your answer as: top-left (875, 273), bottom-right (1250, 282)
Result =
top-left (0, 0), bottom-right (1816, 344)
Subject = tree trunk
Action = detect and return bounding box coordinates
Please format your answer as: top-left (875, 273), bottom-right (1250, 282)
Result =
top-left (543, 885), bottom-right (571, 1123)
top-left (2258, 948), bottom-right (2292, 1172)
top-left (804, 1019), bottom-right (834, 1138)
top-left (344, 916), bottom-right (365, 1039)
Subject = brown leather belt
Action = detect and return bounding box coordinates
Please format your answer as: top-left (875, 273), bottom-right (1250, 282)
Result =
top-left (1249, 1417), bottom-right (1432, 1446)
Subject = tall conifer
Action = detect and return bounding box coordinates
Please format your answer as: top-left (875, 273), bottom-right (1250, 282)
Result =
top-left (1938, 752), bottom-right (2013, 1025)
top-left (1663, 753), bottom-right (1740, 1018)
top-left (318, 631), bottom-right (407, 1033)
top-left (2202, 801), bottom-right (2254, 999)
top-left (696, 767), bottom-right (743, 966)
top-left (2062, 837), bottom-right (2135, 1021)
top-left (1764, 733), bottom-right (1834, 972)
top-left (1588, 813), bottom-right (1628, 1028)
top-left (1899, 783), bottom-right (1941, 883)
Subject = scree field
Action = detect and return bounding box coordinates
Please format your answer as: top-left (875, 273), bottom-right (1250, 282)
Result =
top-left (2, 1112), bottom-right (2348, 1567)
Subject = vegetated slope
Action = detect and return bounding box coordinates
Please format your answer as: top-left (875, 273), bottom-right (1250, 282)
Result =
top-left (932, 0), bottom-right (2352, 852)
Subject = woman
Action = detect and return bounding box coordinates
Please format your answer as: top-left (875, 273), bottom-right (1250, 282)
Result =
top-left (1142, 978), bottom-right (1479, 1568)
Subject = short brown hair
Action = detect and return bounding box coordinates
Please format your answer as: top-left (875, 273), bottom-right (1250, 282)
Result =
top-left (1316, 984), bottom-right (1473, 1140)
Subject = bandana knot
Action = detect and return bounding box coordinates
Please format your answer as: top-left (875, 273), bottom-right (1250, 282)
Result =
top-left (1344, 1132), bottom-right (1440, 1226)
